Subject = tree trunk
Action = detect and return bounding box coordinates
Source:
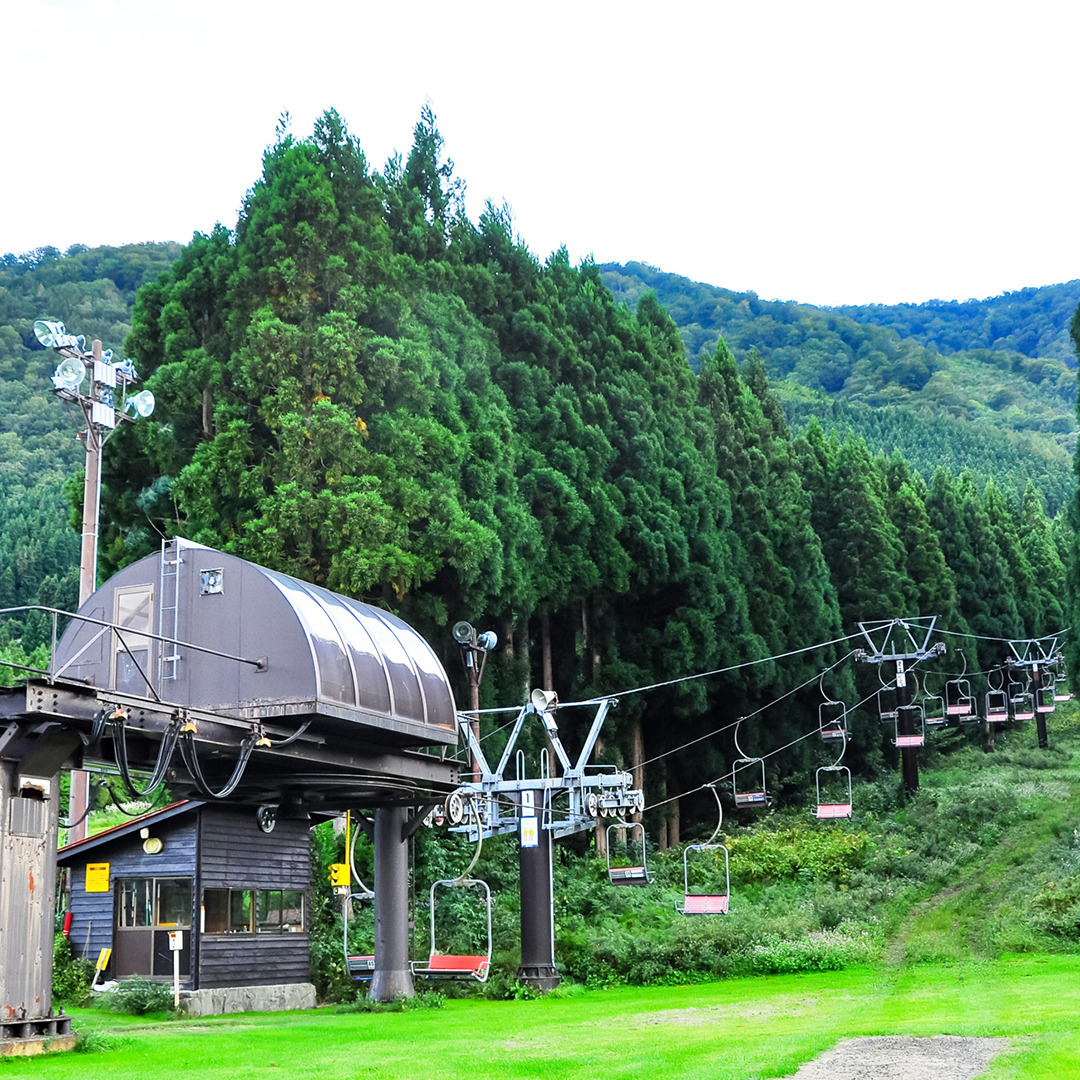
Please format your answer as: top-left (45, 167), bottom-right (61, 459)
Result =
top-left (630, 714), bottom-right (645, 824)
top-left (540, 609), bottom-right (553, 692)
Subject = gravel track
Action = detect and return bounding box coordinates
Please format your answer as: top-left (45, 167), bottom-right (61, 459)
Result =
top-left (773, 1034), bottom-right (1011, 1079)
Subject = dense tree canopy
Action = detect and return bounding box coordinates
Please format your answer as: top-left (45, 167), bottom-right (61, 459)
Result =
top-left (1, 114), bottom-right (1074, 845)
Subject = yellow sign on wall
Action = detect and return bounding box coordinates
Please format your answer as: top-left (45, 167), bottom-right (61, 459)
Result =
top-left (86, 862), bottom-right (110, 892)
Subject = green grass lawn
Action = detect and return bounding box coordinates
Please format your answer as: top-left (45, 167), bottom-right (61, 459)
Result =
top-left (10, 955), bottom-right (1080, 1079)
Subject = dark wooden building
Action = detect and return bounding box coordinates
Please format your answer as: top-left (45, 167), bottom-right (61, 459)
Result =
top-left (57, 800), bottom-right (312, 1001)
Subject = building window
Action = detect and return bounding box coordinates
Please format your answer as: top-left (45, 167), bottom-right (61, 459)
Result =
top-left (257, 889), bottom-right (305, 933)
top-left (203, 889), bottom-right (253, 933)
top-left (116, 878), bottom-right (192, 929)
top-left (203, 888), bottom-right (304, 933)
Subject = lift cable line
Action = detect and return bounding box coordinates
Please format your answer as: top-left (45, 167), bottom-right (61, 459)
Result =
top-left (635, 650), bottom-right (858, 774)
top-left (644, 661), bottom-right (920, 816)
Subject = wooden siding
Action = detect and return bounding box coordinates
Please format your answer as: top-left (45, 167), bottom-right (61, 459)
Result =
top-left (61, 805), bottom-right (312, 991)
top-left (62, 816), bottom-right (197, 970)
top-left (197, 808), bottom-right (310, 890)
top-left (197, 934), bottom-right (310, 988)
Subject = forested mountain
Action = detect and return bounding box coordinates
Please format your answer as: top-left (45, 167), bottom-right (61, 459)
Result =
top-left (0, 242), bottom-right (182, 664)
top-left (600, 263), bottom-right (1077, 513)
top-left (0, 115), bottom-right (1075, 845)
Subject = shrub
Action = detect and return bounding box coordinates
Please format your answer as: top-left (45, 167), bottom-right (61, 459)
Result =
top-left (98, 977), bottom-right (175, 1016)
top-left (52, 934), bottom-right (94, 1007)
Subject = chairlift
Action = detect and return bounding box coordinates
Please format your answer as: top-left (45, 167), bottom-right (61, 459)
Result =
top-left (343, 890), bottom-right (376, 980)
top-left (412, 797), bottom-right (493, 981)
top-left (985, 688), bottom-right (1009, 724)
top-left (945, 678), bottom-right (976, 718)
top-left (815, 765), bottom-right (853, 820)
top-left (731, 719), bottom-right (769, 808)
top-left (921, 693), bottom-right (947, 728)
top-left (1036, 684), bottom-right (1056, 714)
top-left (894, 703), bottom-right (925, 748)
top-left (945, 650), bottom-right (978, 721)
top-left (877, 686), bottom-right (898, 722)
top-left (340, 816), bottom-right (376, 979)
top-left (411, 878), bottom-right (493, 981)
top-left (1009, 677), bottom-right (1035, 721)
top-left (676, 785), bottom-right (730, 915)
top-left (1054, 675), bottom-right (1072, 703)
top-left (606, 820), bottom-right (652, 885)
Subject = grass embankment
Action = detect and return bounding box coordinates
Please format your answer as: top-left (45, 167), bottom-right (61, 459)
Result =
top-left (12, 956), bottom-right (1080, 1079)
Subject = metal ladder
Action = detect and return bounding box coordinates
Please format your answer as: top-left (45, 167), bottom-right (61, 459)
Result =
top-left (159, 537), bottom-right (183, 682)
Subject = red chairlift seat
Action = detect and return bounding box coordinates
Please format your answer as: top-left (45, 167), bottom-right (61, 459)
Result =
top-left (676, 839), bottom-right (730, 916)
top-left (412, 953), bottom-right (491, 980)
top-left (412, 877), bottom-right (492, 982)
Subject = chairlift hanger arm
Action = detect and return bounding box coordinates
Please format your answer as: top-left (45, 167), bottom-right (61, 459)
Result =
top-left (569, 697), bottom-right (616, 776)
top-left (458, 711), bottom-right (494, 780)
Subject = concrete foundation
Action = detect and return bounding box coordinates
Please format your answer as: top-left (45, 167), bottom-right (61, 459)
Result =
top-left (179, 982), bottom-right (316, 1017)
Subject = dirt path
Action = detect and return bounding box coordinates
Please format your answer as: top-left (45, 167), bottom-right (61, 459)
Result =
top-left (773, 1034), bottom-right (1011, 1079)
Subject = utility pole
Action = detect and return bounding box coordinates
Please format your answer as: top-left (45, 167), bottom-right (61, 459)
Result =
top-left (35, 321), bottom-right (155, 842)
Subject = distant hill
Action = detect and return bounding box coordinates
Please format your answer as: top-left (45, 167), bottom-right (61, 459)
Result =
top-left (600, 262), bottom-right (1078, 513)
top-left (0, 243), bottom-right (181, 617)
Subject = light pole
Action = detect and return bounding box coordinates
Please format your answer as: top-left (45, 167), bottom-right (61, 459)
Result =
top-left (35, 319), bottom-right (155, 840)
top-left (451, 620), bottom-right (497, 779)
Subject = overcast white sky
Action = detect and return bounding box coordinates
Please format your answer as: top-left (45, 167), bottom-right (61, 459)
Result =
top-left (3, 0), bottom-right (1078, 306)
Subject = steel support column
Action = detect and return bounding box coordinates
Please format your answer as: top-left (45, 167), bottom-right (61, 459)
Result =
top-left (370, 806), bottom-right (414, 1002)
top-left (516, 789), bottom-right (560, 991)
top-left (896, 661), bottom-right (919, 798)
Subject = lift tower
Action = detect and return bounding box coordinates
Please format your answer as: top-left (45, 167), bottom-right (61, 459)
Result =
top-left (1005, 637), bottom-right (1063, 751)
top-left (855, 618), bottom-right (944, 798)
top-left (450, 691), bottom-right (643, 991)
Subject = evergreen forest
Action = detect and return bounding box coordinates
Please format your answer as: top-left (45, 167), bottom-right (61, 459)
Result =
top-left (2, 108), bottom-right (1078, 851)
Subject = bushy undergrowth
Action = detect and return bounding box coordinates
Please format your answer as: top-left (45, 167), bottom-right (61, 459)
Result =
top-left (52, 934), bottom-right (95, 1006)
top-left (98, 976), bottom-right (176, 1015)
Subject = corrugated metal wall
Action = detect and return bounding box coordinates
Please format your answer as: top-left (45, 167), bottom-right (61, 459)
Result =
top-left (0, 763), bottom-right (60, 1022)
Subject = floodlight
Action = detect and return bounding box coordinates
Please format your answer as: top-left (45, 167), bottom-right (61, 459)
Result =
top-left (33, 319), bottom-right (83, 350)
top-left (477, 630), bottom-right (498, 651)
top-left (125, 390), bottom-right (155, 418)
top-left (51, 357), bottom-right (86, 391)
top-left (113, 357), bottom-right (139, 381)
top-left (452, 620), bottom-right (475, 645)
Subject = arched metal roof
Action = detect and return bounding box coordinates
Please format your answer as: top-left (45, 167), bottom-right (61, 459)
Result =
top-left (51, 541), bottom-right (458, 748)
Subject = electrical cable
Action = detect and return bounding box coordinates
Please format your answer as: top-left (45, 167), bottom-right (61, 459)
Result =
top-left (178, 729), bottom-right (257, 800)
